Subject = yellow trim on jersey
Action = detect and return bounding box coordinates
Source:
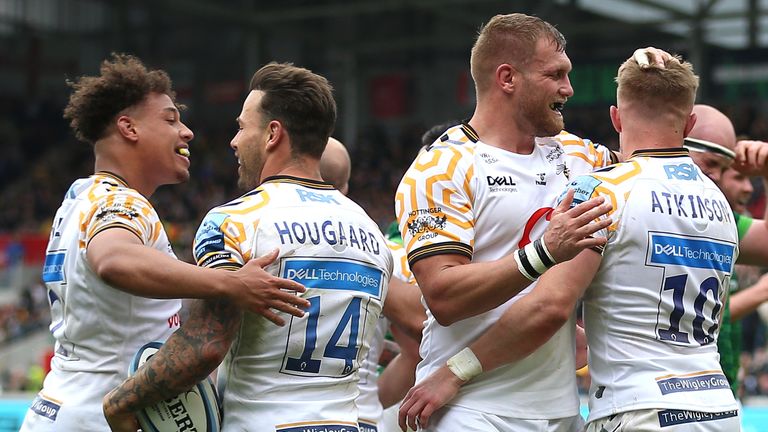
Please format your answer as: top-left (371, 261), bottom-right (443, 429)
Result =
top-left (654, 370), bottom-right (725, 381)
top-left (223, 192), bottom-right (271, 216)
top-left (408, 242), bottom-right (472, 264)
top-left (593, 160), bottom-right (642, 185)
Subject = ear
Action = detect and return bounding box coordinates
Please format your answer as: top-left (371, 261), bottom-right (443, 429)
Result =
top-left (609, 105), bottom-right (622, 133)
top-left (265, 120), bottom-right (283, 152)
top-left (683, 112), bottom-right (697, 137)
top-left (496, 64), bottom-right (517, 94)
top-left (116, 115), bottom-right (139, 142)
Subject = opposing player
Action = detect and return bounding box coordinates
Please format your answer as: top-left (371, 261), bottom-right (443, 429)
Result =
top-left (685, 105), bottom-right (768, 397)
top-left (103, 62), bottom-right (393, 432)
top-left (20, 54), bottom-right (308, 432)
top-left (320, 137), bottom-right (424, 432)
top-left (395, 13), bottom-right (617, 431)
top-left (403, 53), bottom-right (741, 431)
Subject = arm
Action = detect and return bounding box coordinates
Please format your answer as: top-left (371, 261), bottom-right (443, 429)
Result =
top-left (87, 229), bottom-right (308, 325)
top-left (412, 192), bottom-right (610, 325)
top-left (382, 278), bottom-right (426, 341)
top-left (399, 250), bottom-right (602, 430)
top-left (729, 273), bottom-right (768, 321)
top-left (732, 140), bottom-right (768, 265)
top-left (102, 297), bottom-right (241, 431)
top-left (378, 324), bottom-right (422, 409)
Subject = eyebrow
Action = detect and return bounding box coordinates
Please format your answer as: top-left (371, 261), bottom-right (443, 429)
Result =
top-left (162, 107), bottom-right (180, 115)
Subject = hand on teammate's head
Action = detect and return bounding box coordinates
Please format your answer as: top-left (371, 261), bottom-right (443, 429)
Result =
top-left (632, 47), bottom-right (679, 69)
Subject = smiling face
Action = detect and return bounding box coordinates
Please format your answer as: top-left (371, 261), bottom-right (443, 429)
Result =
top-left (133, 92), bottom-right (194, 186)
top-left (720, 167), bottom-right (754, 213)
top-left (514, 38), bottom-right (573, 137)
top-left (230, 90), bottom-right (268, 190)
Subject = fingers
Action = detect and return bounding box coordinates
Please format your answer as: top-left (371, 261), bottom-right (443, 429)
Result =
top-left (566, 195), bottom-right (606, 218)
top-left (276, 277), bottom-right (307, 294)
top-left (555, 189), bottom-right (575, 214)
top-left (633, 47), bottom-right (677, 68)
top-left (270, 295), bottom-right (308, 318)
top-left (260, 309), bottom-right (286, 327)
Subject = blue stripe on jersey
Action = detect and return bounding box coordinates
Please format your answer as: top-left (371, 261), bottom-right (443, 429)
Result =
top-left (42, 253), bottom-right (66, 283)
top-left (282, 258), bottom-right (383, 297)
top-left (194, 212), bottom-right (229, 260)
top-left (649, 234), bottom-right (735, 272)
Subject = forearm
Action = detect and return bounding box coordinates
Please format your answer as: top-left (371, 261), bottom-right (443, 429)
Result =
top-left (103, 298), bottom-right (241, 416)
top-left (383, 279), bottom-right (426, 340)
top-left (729, 282), bottom-right (768, 321)
top-left (379, 352), bottom-right (420, 408)
top-left (90, 242), bottom-right (231, 299)
top-left (465, 251), bottom-right (600, 374)
top-left (418, 256), bottom-right (533, 325)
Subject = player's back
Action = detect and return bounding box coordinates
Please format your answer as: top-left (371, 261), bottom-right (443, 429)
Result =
top-left (24, 173), bottom-right (180, 431)
top-left (195, 177), bottom-right (392, 432)
top-left (577, 150), bottom-right (739, 420)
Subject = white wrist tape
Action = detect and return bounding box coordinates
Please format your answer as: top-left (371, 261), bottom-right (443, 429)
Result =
top-left (446, 347), bottom-right (483, 382)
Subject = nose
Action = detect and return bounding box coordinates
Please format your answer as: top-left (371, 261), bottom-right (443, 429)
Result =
top-left (230, 131), bottom-right (240, 151)
top-left (561, 75), bottom-right (574, 98)
top-left (180, 121), bottom-right (194, 142)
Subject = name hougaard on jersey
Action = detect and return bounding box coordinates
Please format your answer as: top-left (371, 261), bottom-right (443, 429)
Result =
top-left (274, 220), bottom-right (382, 255)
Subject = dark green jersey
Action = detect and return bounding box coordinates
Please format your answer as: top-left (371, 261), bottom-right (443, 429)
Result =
top-left (718, 212), bottom-right (753, 395)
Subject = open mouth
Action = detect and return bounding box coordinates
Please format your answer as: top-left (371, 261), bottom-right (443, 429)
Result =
top-left (549, 102), bottom-right (565, 114)
top-left (175, 148), bottom-right (190, 157)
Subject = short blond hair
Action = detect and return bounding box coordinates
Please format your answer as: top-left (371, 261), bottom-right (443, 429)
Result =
top-left (616, 55), bottom-right (699, 119)
top-left (470, 14), bottom-right (565, 94)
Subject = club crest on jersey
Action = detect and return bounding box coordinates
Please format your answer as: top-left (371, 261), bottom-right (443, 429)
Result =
top-left (95, 204), bottom-right (139, 222)
top-left (407, 214), bottom-right (447, 239)
top-left (556, 162), bottom-right (570, 179)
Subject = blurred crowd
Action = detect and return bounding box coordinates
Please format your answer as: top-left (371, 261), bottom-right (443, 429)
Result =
top-left (1, 95), bottom-right (768, 399)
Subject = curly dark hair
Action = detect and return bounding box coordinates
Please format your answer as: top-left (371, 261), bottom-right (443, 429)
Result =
top-left (63, 53), bottom-right (176, 144)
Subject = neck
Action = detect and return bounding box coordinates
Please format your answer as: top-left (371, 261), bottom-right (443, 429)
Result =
top-left (260, 155), bottom-right (323, 183)
top-left (619, 123), bottom-right (685, 158)
top-left (469, 94), bottom-right (536, 154)
top-left (94, 140), bottom-right (157, 197)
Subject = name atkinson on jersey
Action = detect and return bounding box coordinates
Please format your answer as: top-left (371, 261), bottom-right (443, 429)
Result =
top-left (650, 191), bottom-right (732, 223)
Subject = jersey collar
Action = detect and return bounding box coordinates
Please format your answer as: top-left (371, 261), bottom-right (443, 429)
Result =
top-left (261, 175), bottom-right (335, 190)
top-left (629, 147), bottom-right (689, 159)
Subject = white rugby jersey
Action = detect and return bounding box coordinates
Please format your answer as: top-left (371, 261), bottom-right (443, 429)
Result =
top-left (357, 240), bottom-right (416, 431)
top-left (395, 124), bottom-right (614, 418)
top-left (30, 172), bottom-right (180, 428)
top-left (566, 149), bottom-right (739, 421)
top-left (193, 176), bottom-right (393, 432)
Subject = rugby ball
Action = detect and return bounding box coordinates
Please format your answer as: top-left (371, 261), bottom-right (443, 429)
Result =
top-left (129, 341), bottom-right (222, 432)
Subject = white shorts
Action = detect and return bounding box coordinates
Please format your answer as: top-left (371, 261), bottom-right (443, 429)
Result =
top-left (585, 408), bottom-right (740, 432)
top-left (18, 369), bottom-right (117, 432)
top-left (422, 404), bottom-right (584, 432)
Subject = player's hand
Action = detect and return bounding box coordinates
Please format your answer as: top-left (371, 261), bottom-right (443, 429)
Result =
top-left (632, 47), bottom-right (678, 68)
top-left (733, 140), bottom-right (768, 176)
top-left (398, 365), bottom-right (463, 431)
top-left (102, 400), bottom-right (139, 432)
top-left (542, 190), bottom-right (612, 263)
top-left (229, 248), bottom-right (310, 326)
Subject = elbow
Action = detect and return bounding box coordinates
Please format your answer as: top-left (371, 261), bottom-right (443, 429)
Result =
top-left (538, 301), bottom-right (572, 331)
top-left (428, 301), bottom-right (460, 326)
top-left (199, 345), bottom-right (228, 373)
top-left (91, 256), bottom-right (129, 287)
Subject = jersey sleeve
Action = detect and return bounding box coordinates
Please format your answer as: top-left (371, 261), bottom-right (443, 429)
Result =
top-left (557, 173), bottom-right (618, 252)
top-left (193, 211), bottom-right (247, 270)
top-left (557, 131), bottom-right (618, 174)
top-left (734, 213), bottom-right (753, 241)
top-left (83, 189), bottom-right (160, 246)
top-left (395, 144), bottom-right (475, 267)
top-left (386, 240), bottom-right (416, 284)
